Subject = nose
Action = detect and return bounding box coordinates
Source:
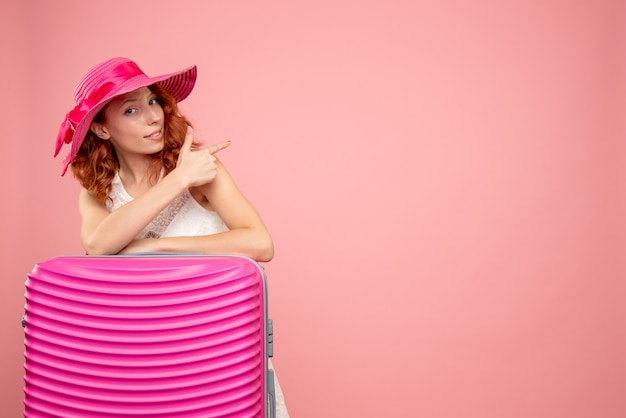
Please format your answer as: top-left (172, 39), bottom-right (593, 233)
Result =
top-left (146, 105), bottom-right (162, 124)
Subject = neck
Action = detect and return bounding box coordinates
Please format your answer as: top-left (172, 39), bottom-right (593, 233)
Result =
top-left (117, 155), bottom-right (159, 189)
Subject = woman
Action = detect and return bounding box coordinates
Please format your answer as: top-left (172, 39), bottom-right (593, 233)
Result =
top-left (55, 57), bottom-right (274, 262)
top-left (55, 57), bottom-right (288, 416)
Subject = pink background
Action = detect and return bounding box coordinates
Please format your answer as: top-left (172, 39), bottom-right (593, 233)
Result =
top-left (1, 1), bottom-right (624, 417)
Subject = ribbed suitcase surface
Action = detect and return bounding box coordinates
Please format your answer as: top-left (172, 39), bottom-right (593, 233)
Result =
top-left (24, 255), bottom-right (271, 417)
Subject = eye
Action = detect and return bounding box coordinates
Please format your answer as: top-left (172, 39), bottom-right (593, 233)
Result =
top-left (124, 108), bottom-right (136, 115)
top-left (148, 97), bottom-right (159, 106)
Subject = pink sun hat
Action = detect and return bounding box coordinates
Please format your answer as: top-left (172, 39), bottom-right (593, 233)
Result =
top-left (54, 57), bottom-right (197, 175)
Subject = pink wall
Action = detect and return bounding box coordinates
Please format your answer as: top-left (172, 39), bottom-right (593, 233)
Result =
top-left (1, 1), bottom-right (624, 417)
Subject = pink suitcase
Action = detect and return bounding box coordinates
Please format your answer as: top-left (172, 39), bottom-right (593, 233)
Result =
top-left (23, 254), bottom-right (275, 417)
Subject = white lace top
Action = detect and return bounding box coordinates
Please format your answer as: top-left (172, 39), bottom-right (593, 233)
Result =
top-left (106, 172), bottom-right (225, 239)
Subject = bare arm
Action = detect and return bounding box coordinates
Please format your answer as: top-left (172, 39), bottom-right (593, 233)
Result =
top-left (79, 173), bottom-right (188, 255)
top-left (79, 127), bottom-right (230, 255)
top-left (119, 158), bottom-right (274, 262)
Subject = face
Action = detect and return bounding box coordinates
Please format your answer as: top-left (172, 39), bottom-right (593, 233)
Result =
top-left (91, 87), bottom-right (165, 159)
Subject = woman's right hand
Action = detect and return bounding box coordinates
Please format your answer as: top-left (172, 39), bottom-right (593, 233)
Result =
top-left (175, 126), bottom-right (230, 187)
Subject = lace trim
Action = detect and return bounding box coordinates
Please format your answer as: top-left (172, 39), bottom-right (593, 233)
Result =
top-left (107, 172), bottom-right (191, 239)
top-left (137, 192), bottom-right (190, 239)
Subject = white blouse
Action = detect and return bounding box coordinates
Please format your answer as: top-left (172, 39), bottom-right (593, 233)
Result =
top-left (106, 172), bottom-right (225, 239)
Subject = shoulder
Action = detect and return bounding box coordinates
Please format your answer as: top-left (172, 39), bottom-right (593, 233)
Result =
top-left (78, 187), bottom-right (107, 212)
top-left (79, 187), bottom-right (95, 199)
top-left (78, 187), bottom-right (103, 202)
top-left (197, 158), bottom-right (240, 198)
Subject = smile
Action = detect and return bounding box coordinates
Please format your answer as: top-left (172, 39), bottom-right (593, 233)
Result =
top-left (145, 130), bottom-right (162, 139)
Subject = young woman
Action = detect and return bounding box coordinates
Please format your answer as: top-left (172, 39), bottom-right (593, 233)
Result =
top-left (56, 56), bottom-right (289, 415)
top-left (55, 57), bottom-right (274, 262)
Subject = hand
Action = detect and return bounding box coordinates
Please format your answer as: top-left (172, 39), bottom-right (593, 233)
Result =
top-left (175, 126), bottom-right (230, 187)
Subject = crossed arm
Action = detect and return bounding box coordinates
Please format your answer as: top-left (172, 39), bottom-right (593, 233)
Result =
top-left (78, 129), bottom-right (274, 262)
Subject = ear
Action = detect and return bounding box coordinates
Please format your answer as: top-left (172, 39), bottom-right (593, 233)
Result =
top-left (90, 122), bottom-right (111, 140)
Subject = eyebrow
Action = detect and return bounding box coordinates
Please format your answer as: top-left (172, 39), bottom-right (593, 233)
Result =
top-left (117, 90), bottom-right (156, 108)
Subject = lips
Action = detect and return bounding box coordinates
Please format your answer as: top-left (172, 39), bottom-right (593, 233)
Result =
top-left (145, 130), bottom-right (162, 140)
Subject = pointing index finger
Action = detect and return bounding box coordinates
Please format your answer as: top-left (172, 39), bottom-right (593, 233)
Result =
top-left (208, 140), bottom-right (231, 155)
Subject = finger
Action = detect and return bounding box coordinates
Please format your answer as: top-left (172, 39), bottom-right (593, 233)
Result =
top-left (176, 126), bottom-right (194, 167)
top-left (182, 126), bottom-right (194, 151)
top-left (207, 140), bottom-right (231, 155)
